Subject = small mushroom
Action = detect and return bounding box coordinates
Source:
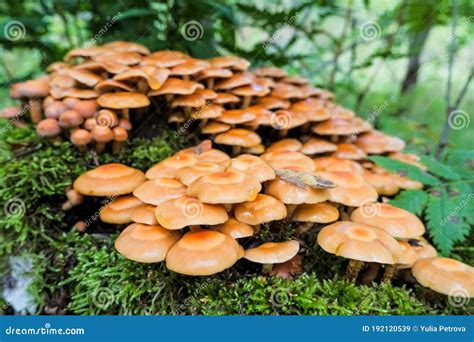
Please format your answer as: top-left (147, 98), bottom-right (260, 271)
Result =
top-left (70, 128), bottom-right (92, 152)
top-left (216, 218), bottom-right (254, 239)
top-left (73, 163), bottom-right (146, 196)
top-left (165, 230), bottom-right (243, 276)
top-left (412, 257), bottom-right (474, 297)
top-left (293, 202), bottom-right (339, 234)
top-left (133, 178), bottom-right (187, 206)
top-left (317, 221), bottom-right (403, 282)
top-left (155, 196), bottom-right (228, 230)
top-left (187, 170), bottom-right (261, 204)
top-left (244, 240), bottom-right (300, 273)
top-left (99, 195), bottom-right (144, 224)
top-left (91, 125), bottom-right (114, 153)
top-left (115, 223), bottom-right (180, 263)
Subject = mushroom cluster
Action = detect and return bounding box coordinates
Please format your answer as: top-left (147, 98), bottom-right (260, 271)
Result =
top-left (71, 141), bottom-right (308, 276)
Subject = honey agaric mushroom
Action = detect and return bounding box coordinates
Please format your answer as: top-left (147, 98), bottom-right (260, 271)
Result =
top-left (409, 237), bottom-right (437, 260)
top-left (293, 202), bottom-right (339, 234)
top-left (244, 240), bottom-right (300, 273)
top-left (131, 204), bottom-right (159, 225)
top-left (112, 126), bottom-right (128, 152)
top-left (115, 223), bottom-right (180, 263)
top-left (412, 257), bottom-right (474, 297)
top-left (36, 118), bottom-right (61, 138)
top-left (355, 130), bottom-right (405, 154)
top-left (209, 56), bottom-right (250, 71)
top-left (351, 203), bottom-right (425, 239)
top-left (133, 178), bottom-right (187, 205)
top-left (300, 138), bottom-right (337, 155)
top-left (313, 117), bottom-right (371, 142)
top-left (215, 128), bottom-right (262, 155)
top-left (72, 99), bottom-right (98, 119)
top-left (11, 79), bottom-right (50, 123)
top-left (45, 101), bottom-right (68, 119)
top-left (99, 195), bottom-right (144, 224)
top-left (175, 162), bottom-right (225, 186)
top-left (225, 154), bottom-right (275, 182)
top-left (271, 255), bottom-right (303, 279)
top-left (213, 92), bottom-right (240, 105)
top-left (333, 143), bottom-right (367, 160)
top-left (256, 96), bottom-right (290, 110)
top-left (361, 170), bottom-right (399, 196)
top-left (266, 178), bottom-right (329, 205)
top-left (317, 221), bottom-right (402, 282)
top-left (188, 170), bottom-right (261, 204)
top-left (97, 92), bottom-right (150, 120)
top-left (313, 156), bottom-right (363, 173)
top-left (73, 163), bottom-right (146, 196)
top-left (70, 128), bottom-right (92, 152)
top-left (91, 125), bottom-right (114, 153)
top-left (165, 230), bottom-right (243, 276)
top-left (146, 153), bottom-right (197, 179)
top-left (155, 196), bottom-right (228, 230)
top-left (234, 194), bottom-right (287, 225)
top-left (266, 138), bottom-right (302, 152)
top-left (262, 150), bottom-right (315, 172)
top-left (58, 110), bottom-right (83, 128)
top-left (202, 121), bottom-right (231, 135)
top-left (216, 218), bottom-right (254, 239)
top-left (389, 152), bottom-right (427, 170)
top-left (317, 171), bottom-right (378, 207)
top-left (61, 189), bottom-right (84, 210)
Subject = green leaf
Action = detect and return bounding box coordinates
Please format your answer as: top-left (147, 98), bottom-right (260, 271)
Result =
top-left (419, 156), bottom-right (460, 180)
top-left (390, 189), bottom-right (428, 216)
top-left (368, 156), bottom-right (440, 186)
top-left (425, 190), bottom-right (471, 255)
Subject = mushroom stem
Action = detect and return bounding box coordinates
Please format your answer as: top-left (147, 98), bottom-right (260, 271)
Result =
top-left (165, 94), bottom-right (174, 105)
top-left (381, 265), bottom-right (397, 283)
top-left (359, 262), bottom-right (381, 284)
top-left (262, 263), bottom-right (273, 274)
top-left (95, 142), bottom-right (106, 154)
top-left (112, 141), bottom-right (122, 153)
top-left (286, 204), bottom-right (297, 219)
top-left (189, 225), bottom-right (201, 232)
top-left (278, 129), bottom-right (289, 138)
top-left (241, 96), bottom-right (252, 108)
top-left (295, 222), bottom-right (313, 236)
top-left (346, 260), bottom-right (364, 282)
top-left (137, 80), bottom-right (149, 94)
top-left (330, 135), bottom-right (338, 143)
top-left (207, 78), bottom-right (214, 89)
top-left (232, 145), bottom-right (242, 155)
top-left (29, 99), bottom-right (42, 123)
top-left (182, 75), bottom-right (190, 82)
top-left (122, 108), bottom-right (130, 120)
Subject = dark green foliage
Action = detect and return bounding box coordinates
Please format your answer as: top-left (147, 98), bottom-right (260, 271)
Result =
top-left (371, 154), bottom-right (473, 255)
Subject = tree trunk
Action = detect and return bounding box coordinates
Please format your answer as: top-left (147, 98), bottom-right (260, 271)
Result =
top-left (400, 27), bottom-right (432, 94)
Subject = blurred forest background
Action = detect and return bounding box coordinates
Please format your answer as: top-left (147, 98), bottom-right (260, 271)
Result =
top-left (0, 0), bottom-right (473, 315)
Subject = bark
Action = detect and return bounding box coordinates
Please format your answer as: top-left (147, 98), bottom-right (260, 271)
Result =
top-left (400, 27), bottom-right (432, 94)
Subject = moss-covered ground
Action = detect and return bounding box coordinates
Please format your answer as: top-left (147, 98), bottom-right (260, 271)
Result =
top-left (0, 120), bottom-right (471, 316)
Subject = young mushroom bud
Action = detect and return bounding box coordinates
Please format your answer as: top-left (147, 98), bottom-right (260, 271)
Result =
top-left (91, 125), bottom-right (114, 153)
top-left (70, 129), bottom-right (92, 152)
top-left (112, 126), bottom-right (128, 152)
top-left (36, 118), bottom-right (61, 139)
